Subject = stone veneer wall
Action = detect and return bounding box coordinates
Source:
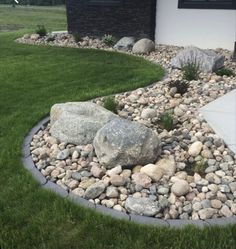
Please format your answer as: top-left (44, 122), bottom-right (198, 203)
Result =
top-left (65, 0), bottom-right (156, 40)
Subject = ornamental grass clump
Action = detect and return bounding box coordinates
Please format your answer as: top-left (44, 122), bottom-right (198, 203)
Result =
top-left (35, 25), bottom-right (47, 37)
top-left (215, 67), bottom-right (234, 77)
top-left (181, 59), bottom-right (200, 81)
top-left (103, 96), bottom-right (119, 114)
top-left (158, 111), bottom-right (174, 131)
top-left (73, 33), bottom-right (82, 43)
top-left (102, 34), bottom-right (116, 47)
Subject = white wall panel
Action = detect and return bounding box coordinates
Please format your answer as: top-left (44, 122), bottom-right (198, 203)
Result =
top-left (156, 0), bottom-right (236, 50)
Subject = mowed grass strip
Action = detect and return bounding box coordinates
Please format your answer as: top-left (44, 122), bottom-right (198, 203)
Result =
top-left (0, 5), bottom-right (236, 249)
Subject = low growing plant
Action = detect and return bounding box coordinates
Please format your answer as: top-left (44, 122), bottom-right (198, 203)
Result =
top-left (102, 34), bottom-right (116, 47)
top-left (46, 36), bottom-right (55, 42)
top-left (185, 160), bottom-right (208, 177)
top-left (35, 25), bottom-right (47, 37)
top-left (158, 111), bottom-right (174, 131)
top-left (181, 59), bottom-right (200, 81)
top-left (73, 33), bottom-right (82, 43)
top-left (169, 80), bottom-right (189, 95)
top-left (215, 67), bottom-right (234, 77)
top-left (103, 96), bottom-right (119, 114)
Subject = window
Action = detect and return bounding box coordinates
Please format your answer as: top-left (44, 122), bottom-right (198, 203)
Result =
top-left (178, 0), bottom-right (236, 9)
top-left (87, 0), bottom-right (122, 6)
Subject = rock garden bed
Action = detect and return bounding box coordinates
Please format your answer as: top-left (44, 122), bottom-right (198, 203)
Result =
top-left (20, 32), bottom-right (236, 221)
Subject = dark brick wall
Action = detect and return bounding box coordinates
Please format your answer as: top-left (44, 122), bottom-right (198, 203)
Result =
top-left (65, 0), bottom-right (156, 40)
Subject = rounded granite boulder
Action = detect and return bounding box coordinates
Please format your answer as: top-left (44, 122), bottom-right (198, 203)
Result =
top-left (93, 118), bottom-right (161, 169)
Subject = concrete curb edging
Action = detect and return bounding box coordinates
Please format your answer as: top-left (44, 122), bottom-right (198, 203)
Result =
top-left (21, 116), bottom-right (236, 229)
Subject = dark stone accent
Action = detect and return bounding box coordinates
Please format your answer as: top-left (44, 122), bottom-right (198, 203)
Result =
top-left (42, 181), bottom-right (68, 198)
top-left (130, 214), bottom-right (169, 227)
top-left (66, 0), bottom-right (156, 40)
top-left (68, 192), bottom-right (96, 209)
top-left (206, 217), bottom-right (236, 226)
top-left (95, 205), bottom-right (130, 220)
top-left (167, 219), bottom-right (208, 228)
top-left (22, 156), bottom-right (47, 185)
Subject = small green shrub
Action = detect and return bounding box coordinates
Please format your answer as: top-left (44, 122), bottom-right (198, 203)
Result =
top-left (158, 111), bottom-right (174, 131)
top-left (102, 34), bottom-right (116, 47)
top-left (35, 25), bottom-right (47, 37)
top-left (73, 33), bottom-right (82, 43)
top-left (46, 36), bottom-right (55, 42)
top-left (185, 160), bottom-right (208, 177)
top-left (169, 80), bottom-right (189, 95)
top-left (181, 59), bottom-right (200, 81)
top-left (103, 96), bottom-right (118, 114)
top-left (215, 67), bottom-right (234, 77)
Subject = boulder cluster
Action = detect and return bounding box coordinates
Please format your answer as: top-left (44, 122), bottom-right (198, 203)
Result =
top-left (50, 102), bottom-right (161, 168)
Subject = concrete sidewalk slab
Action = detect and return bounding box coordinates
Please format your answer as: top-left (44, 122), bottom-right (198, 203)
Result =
top-left (200, 89), bottom-right (236, 154)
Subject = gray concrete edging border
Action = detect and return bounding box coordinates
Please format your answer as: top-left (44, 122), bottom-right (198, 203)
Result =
top-left (21, 116), bottom-right (236, 229)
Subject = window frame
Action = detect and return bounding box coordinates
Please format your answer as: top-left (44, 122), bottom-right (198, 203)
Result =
top-left (178, 0), bottom-right (236, 9)
top-left (86, 0), bottom-right (123, 6)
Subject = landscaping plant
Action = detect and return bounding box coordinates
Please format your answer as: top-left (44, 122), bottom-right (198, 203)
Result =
top-left (186, 160), bottom-right (208, 177)
top-left (46, 36), bottom-right (55, 42)
top-left (102, 34), bottom-right (116, 47)
top-left (215, 67), bottom-right (234, 77)
top-left (158, 111), bottom-right (174, 131)
top-left (35, 24), bottom-right (47, 37)
top-left (103, 96), bottom-right (119, 114)
top-left (181, 59), bottom-right (200, 81)
top-left (73, 33), bottom-right (81, 43)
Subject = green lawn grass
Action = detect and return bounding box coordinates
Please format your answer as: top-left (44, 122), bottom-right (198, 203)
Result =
top-left (0, 5), bottom-right (66, 32)
top-left (0, 5), bottom-right (236, 249)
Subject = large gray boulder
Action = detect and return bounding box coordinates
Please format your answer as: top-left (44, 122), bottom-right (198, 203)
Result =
top-left (50, 102), bottom-right (116, 145)
top-left (93, 118), bottom-right (161, 168)
top-left (125, 197), bottom-right (161, 216)
top-left (114, 37), bottom-right (135, 52)
top-left (132, 38), bottom-right (155, 54)
top-left (171, 46), bottom-right (224, 73)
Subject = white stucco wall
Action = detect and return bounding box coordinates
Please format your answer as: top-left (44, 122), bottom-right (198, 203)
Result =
top-left (155, 0), bottom-right (236, 50)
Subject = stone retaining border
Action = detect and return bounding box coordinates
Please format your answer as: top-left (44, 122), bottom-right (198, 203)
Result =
top-left (22, 116), bottom-right (236, 228)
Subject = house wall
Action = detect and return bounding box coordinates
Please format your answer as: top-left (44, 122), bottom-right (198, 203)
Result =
top-left (155, 0), bottom-right (236, 50)
top-left (66, 0), bottom-right (156, 40)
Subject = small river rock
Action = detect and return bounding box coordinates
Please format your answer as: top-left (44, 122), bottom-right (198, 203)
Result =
top-left (171, 180), bottom-right (190, 196)
top-left (125, 197), bottom-right (161, 216)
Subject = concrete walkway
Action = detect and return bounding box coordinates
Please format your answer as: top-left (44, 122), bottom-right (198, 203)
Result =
top-left (200, 89), bottom-right (236, 154)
